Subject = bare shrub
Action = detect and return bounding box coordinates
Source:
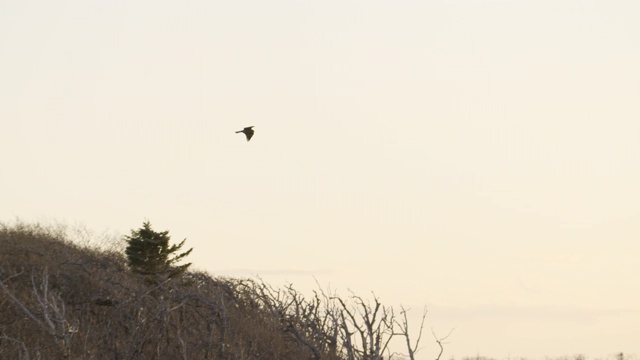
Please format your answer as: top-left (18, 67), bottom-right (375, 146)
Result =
top-left (0, 222), bottom-right (447, 359)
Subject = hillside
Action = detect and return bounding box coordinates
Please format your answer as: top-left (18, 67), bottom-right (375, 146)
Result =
top-left (0, 223), bottom-right (347, 359)
top-left (0, 223), bottom-right (431, 360)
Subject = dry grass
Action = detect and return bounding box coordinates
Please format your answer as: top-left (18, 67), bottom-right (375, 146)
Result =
top-left (3, 222), bottom-right (631, 360)
top-left (0, 222), bottom-right (343, 359)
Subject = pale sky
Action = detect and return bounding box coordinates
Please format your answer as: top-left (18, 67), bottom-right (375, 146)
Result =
top-left (2, 0), bottom-right (640, 358)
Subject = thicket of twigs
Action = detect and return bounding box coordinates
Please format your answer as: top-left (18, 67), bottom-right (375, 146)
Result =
top-left (0, 223), bottom-right (444, 359)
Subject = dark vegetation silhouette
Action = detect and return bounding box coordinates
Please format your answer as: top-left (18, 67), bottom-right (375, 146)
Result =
top-left (124, 221), bottom-right (192, 282)
top-left (1, 221), bottom-right (442, 359)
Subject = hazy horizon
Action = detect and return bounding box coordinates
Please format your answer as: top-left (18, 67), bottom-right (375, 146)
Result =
top-left (2, 0), bottom-right (639, 358)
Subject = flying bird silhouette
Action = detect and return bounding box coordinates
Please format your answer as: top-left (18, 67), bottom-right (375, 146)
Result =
top-left (236, 126), bottom-right (254, 141)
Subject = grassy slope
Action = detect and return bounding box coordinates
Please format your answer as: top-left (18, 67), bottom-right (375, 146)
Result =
top-left (0, 223), bottom-right (340, 360)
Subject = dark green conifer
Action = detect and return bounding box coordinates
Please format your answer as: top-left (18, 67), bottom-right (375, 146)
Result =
top-left (124, 221), bottom-right (192, 280)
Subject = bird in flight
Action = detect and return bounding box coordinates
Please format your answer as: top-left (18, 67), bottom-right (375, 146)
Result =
top-left (236, 126), bottom-right (255, 141)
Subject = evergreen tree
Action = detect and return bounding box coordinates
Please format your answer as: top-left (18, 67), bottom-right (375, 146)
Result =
top-left (124, 221), bottom-right (193, 279)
